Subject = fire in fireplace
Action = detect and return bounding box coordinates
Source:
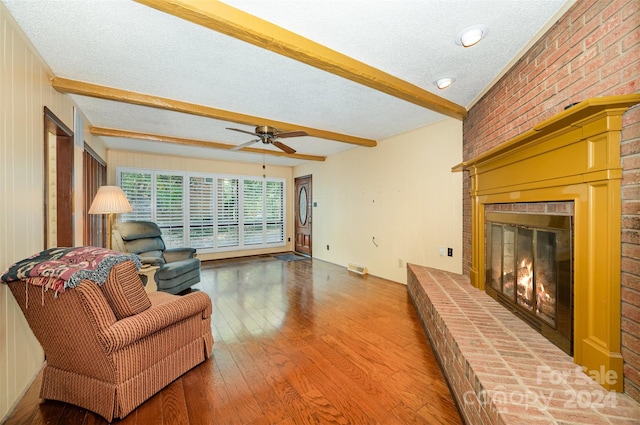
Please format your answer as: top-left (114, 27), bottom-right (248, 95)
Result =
top-left (485, 212), bottom-right (573, 354)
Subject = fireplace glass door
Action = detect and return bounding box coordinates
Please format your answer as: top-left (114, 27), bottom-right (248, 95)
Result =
top-left (486, 212), bottom-right (573, 354)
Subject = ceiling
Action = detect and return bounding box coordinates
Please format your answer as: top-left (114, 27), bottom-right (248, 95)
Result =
top-left (3, 0), bottom-right (572, 167)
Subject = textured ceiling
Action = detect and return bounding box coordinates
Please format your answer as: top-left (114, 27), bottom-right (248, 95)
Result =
top-left (3, 0), bottom-right (572, 166)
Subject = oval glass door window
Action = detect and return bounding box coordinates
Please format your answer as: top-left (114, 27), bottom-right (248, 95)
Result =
top-left (299, 186), bottom-right (308, 225)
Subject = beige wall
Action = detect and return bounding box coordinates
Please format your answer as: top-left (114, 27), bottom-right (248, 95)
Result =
top-left (107, 150), bottom-right (295, 260)
top-left (294, 118), bottom-right (463, 284)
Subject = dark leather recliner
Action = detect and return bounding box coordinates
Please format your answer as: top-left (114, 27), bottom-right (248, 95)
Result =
top-left (112, 221), bottom-right (201, 294)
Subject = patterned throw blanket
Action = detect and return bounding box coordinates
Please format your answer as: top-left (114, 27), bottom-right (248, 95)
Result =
top-left (1, 246), bottom-right (141, 293)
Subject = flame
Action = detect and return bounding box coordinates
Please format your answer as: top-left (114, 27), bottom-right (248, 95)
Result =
top-left (517, 258), bottom-right (534, 307)
top-left (538, 282), bottom-right (550, 302)
top-left (519, 259), bottom-right (533, 288)
top-left (520, 259), bottom-right (532, 275)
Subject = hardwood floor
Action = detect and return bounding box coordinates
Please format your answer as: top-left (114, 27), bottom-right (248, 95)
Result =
top-left (5, 256), bottom-right (462, 425)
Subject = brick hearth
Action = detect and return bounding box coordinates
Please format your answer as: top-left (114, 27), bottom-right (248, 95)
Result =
top-left (407, 264), bottom-right (640, 424)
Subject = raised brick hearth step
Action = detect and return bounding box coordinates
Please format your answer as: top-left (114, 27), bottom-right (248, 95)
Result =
top-left (407, 264), bottom-right (640, 424)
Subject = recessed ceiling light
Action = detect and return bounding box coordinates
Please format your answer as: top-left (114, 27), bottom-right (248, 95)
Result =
top-left (435, 77), bottom-right (455, 90)
top-left (455, 25), bottom-right (489, 48)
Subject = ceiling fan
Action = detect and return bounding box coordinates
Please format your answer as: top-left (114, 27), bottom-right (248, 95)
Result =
top-left (227, 125), bottom-right (308, 154)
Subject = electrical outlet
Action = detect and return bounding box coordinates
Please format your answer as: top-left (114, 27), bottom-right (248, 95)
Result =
top-left (327, 244), bottom-right (330, 250)
top-left (447, 248), bottom-right (453, 257)
top-left (439, 246), bottom-right (445, 256)
top-left (398, 259), bottom-right (404, 268)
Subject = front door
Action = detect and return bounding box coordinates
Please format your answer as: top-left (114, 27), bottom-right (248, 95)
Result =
top-left (294, 175), bottom-right (312, 256)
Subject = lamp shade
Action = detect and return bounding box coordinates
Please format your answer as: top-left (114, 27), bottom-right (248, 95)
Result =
top-left (88, 186), bottom-right (133, 214)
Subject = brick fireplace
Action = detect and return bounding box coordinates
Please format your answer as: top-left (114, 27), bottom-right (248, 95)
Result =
top-left (407, 95), bottom-right (640, 424)
top-left (456, 95), bottom-right (640, 391)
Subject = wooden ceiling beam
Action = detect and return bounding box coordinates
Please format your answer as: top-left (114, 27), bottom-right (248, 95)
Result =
top-left (52, 77), bottom-right (376, 148)
top-left (90, 127), bottom-right (327, 162)
top-left (135, 0), bottom-right (467, 121)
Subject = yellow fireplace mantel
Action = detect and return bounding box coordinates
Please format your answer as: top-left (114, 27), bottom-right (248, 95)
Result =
top-left (454, 94), bottom-right (640, 392)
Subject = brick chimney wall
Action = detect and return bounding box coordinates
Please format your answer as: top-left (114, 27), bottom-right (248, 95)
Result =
top-left (462, 0), bottom-right (640, 401)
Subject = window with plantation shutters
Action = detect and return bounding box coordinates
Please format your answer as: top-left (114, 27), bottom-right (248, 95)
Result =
top-left (243, 179), bottom-right (264, 245)
top-left (155, 174), bottom-right (185, 247)
top-left (117, 167), bottom-right (285, 253)
top-left (189, 176), bottom-right (215, 249)
top-left (266, 181), bottom-right (284, 243)
top-left (119, 170), bottom-right (185, 248)
top-left (217, 177), bottom-right (239, 248)
top-left (120, 171), bottom-right (152, 221)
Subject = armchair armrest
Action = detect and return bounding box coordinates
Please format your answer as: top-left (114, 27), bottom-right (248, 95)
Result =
top-left (100, 291), bottom-right (211, 353)
top-left (139, 256), bottom-right (165, 267)
top-left (163, 247), bottom-right (196, 262)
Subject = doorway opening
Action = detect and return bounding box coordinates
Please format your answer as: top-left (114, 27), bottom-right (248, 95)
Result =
top-left (44, 107), bottom-right (74, 248)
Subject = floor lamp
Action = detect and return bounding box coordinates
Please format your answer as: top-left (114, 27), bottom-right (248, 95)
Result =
top-left (88, 186), bottom-right (132, 249)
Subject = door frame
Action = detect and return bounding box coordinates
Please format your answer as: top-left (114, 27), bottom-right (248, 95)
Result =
top-left (294, 175), bottom-right (312, 256)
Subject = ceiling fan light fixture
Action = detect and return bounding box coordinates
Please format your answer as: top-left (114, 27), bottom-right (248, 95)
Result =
top-left (455, 25), bottom-right (489, 48)
top-left (435, 77), bottom-right (455, 90)
top-left (227, 125), bottom-right (305, 154)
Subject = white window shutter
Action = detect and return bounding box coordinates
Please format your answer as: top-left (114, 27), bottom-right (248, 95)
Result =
top-left (189, 176), bottom-right (215, 249)
top-left (217, 178), bottom-right (239, 248)
top-left (120, 171), bottom-right (152, 222)
top-left (155, 174), bottom-right (184, 248)
top-left (243, 179), bottom-right (264, 245)
top-left (266, 181), bottom-right (284, 243)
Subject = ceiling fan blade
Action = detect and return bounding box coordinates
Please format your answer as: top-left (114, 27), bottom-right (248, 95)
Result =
top-left (231, 139), bottom-right (260, 151)
top-left (276, 130), bottom-right (308, 138)
top-left (227, 127), bottom-right (259, 137)
top-left (272, 141), bottom-right (297, 154)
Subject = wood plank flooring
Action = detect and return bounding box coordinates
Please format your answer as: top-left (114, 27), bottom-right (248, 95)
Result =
top-left (4, 256), bottom-right (462, 425)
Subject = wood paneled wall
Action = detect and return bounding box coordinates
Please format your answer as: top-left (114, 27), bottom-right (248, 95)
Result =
top-left (0, 4), bottom-right (76, 421)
